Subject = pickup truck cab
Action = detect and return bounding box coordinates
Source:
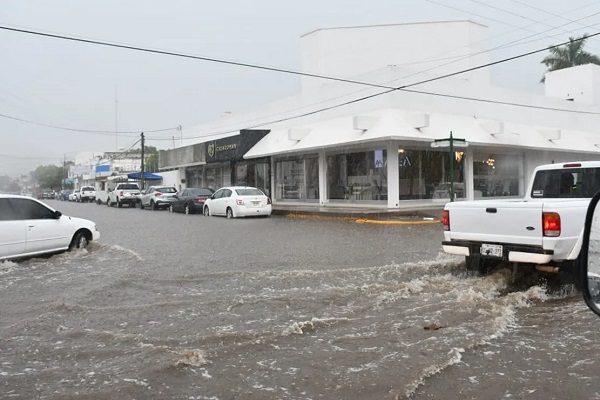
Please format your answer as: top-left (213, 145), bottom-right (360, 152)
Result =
top-left (107, 183), bottom-right (141, 208)
top-left (442, 161), bottom-right (600, 275)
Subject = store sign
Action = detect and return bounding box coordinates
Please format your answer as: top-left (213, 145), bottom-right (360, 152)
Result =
top-left (399, 154), bottom-right (412, 167)
top-left (205, 130), bottom-right (269, 163)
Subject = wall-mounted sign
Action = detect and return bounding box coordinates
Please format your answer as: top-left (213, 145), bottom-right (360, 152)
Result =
top-left (205, 130), bottom-right (269, 163)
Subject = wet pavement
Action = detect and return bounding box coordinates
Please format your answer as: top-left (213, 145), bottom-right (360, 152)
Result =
top-left (1, 200), bottom-right (600, 399)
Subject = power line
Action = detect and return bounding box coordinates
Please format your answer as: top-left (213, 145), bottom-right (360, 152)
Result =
top-left (145, 33), bottom-right (600, 141)
top-left (3, 23), bottom-right (600, 144)
top-left (0, 111), bottom-right (178, 136)
top-left (0, 25), bottom-right (391, 91)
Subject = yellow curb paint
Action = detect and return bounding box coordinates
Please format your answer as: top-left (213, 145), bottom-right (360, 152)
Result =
top-left (285, 214), bottom-right (440, 225)
top-left (355, 218), bottom-right (440, 225)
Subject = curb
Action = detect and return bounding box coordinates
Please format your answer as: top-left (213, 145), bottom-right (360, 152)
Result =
top-left (355, 218), bottom-right (440, 225)
top-left (285, 213), bottom-right (441, 225)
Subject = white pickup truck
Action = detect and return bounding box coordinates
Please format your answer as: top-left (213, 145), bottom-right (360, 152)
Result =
top-left (442, 161), bottom-right (600, 277)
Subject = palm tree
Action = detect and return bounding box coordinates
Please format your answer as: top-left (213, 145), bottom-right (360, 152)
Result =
top-left (541, 34), bottom-right (600, 82)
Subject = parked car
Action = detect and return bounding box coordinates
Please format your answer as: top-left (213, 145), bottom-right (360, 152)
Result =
top-left (59, 190), bottom-right (72, 201)
top-left (169, 187), bottom-right (214, 214)
top-left (41, 191), bottom-right (54, 200)
top-left (203, 186), bottom-right (272, 218)
top-left (69, 190), bottom-right (79, 202)
top-left (139, 186), bottom-right (178, 210)
top-left (0, 194), bottom-right (100, 261)
top-left (76, 186), bottom-right (96, 202)
top-left (107, 182), bottom-right (141, 208)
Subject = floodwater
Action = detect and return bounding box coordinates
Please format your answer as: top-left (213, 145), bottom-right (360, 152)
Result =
top-left (1, 202), bottom-right (600, 399)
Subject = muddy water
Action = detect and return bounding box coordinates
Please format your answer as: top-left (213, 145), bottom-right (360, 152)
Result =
top-left (2, 242), bottom-right (589, 400)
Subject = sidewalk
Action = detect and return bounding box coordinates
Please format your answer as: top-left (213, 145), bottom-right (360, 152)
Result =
top-left (273, 204), bottom-right (443, 225)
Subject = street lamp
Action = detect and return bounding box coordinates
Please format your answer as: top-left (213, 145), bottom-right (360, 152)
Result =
top-left (431, 132), bottom-right (469, 202)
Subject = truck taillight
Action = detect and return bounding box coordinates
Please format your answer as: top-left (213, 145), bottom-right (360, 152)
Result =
top-left (442, 210), bottom-right (450, 231)
top-left (543, 212), bottom-right (561, 237)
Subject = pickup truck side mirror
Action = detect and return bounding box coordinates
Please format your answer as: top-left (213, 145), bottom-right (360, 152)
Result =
top-left (581, 190), bottom-right (600, 316)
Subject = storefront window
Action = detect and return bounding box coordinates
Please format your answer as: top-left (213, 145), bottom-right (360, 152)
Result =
top-left (327, 149), bottom-right (387, 201)
top-left (274, 156), bottom-right (319, 201)
top-left (234, 160), bottom-right (271, 197)
top-left (473, 153), bottom-right (521, 198)
top-left (186, 167), bottom-right (204, 188)
top-left (398, 149), bottom-right (465, 200)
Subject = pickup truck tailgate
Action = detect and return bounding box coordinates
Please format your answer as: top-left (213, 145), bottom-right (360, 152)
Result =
top-left (448, 200), bottom-right (543, 246)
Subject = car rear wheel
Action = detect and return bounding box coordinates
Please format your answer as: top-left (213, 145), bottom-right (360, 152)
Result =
top-left (169, 204), bottom-right (174, 213)
top-left (151, 201), bottom-right (157, 210)
top-left (139, 201), bottom-right (144, 209)
top-left (117, 199), bottom-right (122, 208)
top-left (185, 204), bottom-right (193, 215)
top-left (226, 207), bottom-right (234, 219)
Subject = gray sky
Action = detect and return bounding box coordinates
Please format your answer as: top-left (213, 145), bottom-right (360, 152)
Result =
top-left (2, 0), bottom-right (600, 176)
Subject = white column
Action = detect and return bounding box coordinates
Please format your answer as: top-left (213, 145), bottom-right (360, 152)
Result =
top-left (387, 141), bottom-right (399, 208)
top-left (270, 157), bottom-right (276, 202)
top-left (318, 151), bottom-right (328, 206)
top-left (465, 148), bottom-right (474, 201)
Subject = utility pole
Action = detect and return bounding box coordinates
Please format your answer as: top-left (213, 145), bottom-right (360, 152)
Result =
top-left (140, 132), bottom-right (145, 191)
top-left (115, 85), bottom-right (119, 150)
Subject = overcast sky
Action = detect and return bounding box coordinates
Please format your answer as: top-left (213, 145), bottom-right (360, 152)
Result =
top-left (1, 0), bottom-right (600, 176)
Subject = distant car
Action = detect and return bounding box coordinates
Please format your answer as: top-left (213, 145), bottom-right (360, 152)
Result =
top-left (76, 186), bottom-right (96, 202)
top-left (169, 187), bottom-right (214, 214)
top-left (203, 186), bottom-right (272, 218)
top-left (0, 194), bottom-right (100, 261)
top-left (59, 190), bottom-right (72, 201)
top-left (41, 191), bottom-right (54, 200)
top-left (139, 186), bottom-right (178, 210)
top-left (69, 190), bottom-right (79, 202)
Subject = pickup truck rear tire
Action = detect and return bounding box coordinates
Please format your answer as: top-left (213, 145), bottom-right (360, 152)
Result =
top-left (465, 255), bottom-right (498, 276)
top-left (558, 257), bottom-right (583, 290)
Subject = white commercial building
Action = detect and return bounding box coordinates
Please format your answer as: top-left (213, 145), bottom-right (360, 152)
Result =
top-left (178, 21), bottom-right (600, 211)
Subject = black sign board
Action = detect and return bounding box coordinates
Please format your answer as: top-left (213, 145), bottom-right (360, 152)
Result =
top-left (205, 129), bottom-right (269, 163)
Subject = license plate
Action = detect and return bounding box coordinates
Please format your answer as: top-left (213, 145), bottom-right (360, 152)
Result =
top-left (252, 201), bottom-right (260, 206)
top-left (481, 243), bottom-right (503, 258)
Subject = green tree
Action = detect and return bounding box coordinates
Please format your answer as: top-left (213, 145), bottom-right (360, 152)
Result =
top-left (541, 34), bottom-right (600, 82)
top-left (33, 165), bottom-right (65, 190)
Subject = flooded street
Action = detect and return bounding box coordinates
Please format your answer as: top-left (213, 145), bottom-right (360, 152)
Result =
top-left (2, 201), bottom-right (600, 399)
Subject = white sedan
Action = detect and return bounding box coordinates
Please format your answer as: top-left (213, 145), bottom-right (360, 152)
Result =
top-left (0, 194), bottom-right (100, 261)
top-left (203, 186), bottom-right (272, 218)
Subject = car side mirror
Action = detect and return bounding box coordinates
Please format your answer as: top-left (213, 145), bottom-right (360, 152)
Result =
top-left (581, 190), bottom-right (600, 316)
top-left (53, 210), bottom-right (62, 219)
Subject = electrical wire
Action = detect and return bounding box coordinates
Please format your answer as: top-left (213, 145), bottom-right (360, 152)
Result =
top-left (0, 112), bottom-right (178, 136)
top-left (143, 32), bottom-right (600, 142)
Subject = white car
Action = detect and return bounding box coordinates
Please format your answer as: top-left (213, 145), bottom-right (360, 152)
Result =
top-left (69, 190), bottom-right (79, 202)
top-left (203, 186), bottom-right (272, 218)
top-left (0, 194), bottom-right (100, 261)
top-left (139, 186), bottom-right (178, 210)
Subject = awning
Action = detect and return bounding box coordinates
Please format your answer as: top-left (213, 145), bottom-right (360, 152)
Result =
top-left (127, 172), bottom-right (163, 181)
